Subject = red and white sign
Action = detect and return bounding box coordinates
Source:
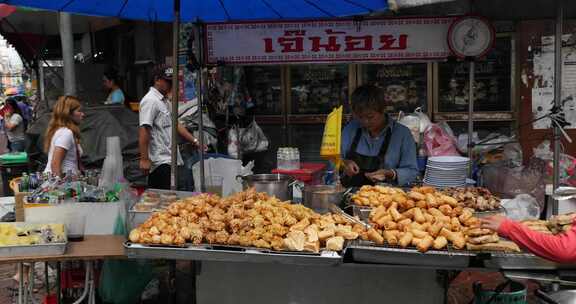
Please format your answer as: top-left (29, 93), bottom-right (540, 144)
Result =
top-left (205, 17), bottom-right (456, 65)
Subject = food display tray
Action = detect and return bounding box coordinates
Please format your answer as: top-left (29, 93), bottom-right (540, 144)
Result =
top-left (482, 252), bottom-right (575, 271)
top-left (472, 207), bottom-right (506, 218)
top-left (347, 240), bottom-right (473, 269)
top-left (124, 242), bottom-right (343, 266)
top-left (0, 242), bottom-right (67, 257)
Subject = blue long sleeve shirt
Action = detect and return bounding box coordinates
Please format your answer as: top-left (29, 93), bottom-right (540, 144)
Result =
top-left (340, 119), bottom-right (419, 186)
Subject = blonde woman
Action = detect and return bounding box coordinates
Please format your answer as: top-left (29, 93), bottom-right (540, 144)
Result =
top-left (44, 96), bottom-right (85, 177)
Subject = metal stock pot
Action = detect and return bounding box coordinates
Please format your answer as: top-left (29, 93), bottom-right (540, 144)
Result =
top-left (302, 185), bottom-right (351, 213)
top-left (237, 174), bottom-right (297, 201)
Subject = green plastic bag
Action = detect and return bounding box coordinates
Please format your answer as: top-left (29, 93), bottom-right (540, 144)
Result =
top-left (98, 214), bottom-right (154, 304)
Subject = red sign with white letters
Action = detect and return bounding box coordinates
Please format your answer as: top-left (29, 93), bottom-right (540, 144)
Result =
top-left (205, 17), bottom-right (456, 65)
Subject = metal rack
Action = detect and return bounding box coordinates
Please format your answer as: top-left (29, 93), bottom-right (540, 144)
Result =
top-left (124, 242), bottom-right (343, 266)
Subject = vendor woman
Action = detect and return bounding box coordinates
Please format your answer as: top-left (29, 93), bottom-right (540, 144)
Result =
top-left (341, 85), bottom-right (418, 187)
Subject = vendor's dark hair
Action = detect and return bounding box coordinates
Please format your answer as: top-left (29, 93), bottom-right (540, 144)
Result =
top-left (350, 84), bottom-right (387, 114)
top-left (103, 69), bottom-right (120, 85)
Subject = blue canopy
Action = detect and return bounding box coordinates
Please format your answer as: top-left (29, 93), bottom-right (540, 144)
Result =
top-left (3, 0), bottom-right (388, 22)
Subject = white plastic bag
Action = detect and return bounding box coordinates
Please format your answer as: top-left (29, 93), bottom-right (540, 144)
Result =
top-left (240, 120), bottom-right (269, 153)
top-left (501, 194), bottom-right (541, 221)
top-left (227, 126), bottom-right (241, 159)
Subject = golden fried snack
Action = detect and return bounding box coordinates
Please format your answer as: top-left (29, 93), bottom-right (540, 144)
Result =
top-left (440, 228), bottom-right (465, 249)
top-left (466, 241), bottom-right (521, 252)
top-left (417, 236), bottom-right (434, 253)
top-left (433, 236), bottom-right (448, 250)
top-left (129, 229), bottom-right (140, 242)
top-left (383, 221), bottom-right (399, 231)
top-left (411, 237), bottom-right (423, 247)
top-left (438, 204), bottom-right (453, 216)
top-left (284, 230), bottom-right (306, 251)
top-left (427, 222), bottom-right (443, 238)
top-left (425, 193), bottom-right (438, 208)
top-left (411, 229), bottom-right (429, 239)
top-left (389, 206), bottom-right (403, 222)
top-left (467, 234), bottom-right (500, 245)
top-left (367, 228), bottom-right (384, 245)
top-left (326, 236), bottom-right (345, 251)
top-left (384, 230), bottom-right (399, 246)
top-left (318, 228), bottom-right (335, 241)
top-left (408, 191), bottom-right (426, 201)
top-left (458, 209), bottom-right (473, 223)
top-left (464, 228), bottom-right (493, 237)
top-left (413, 208), bottom-right (426, 224)
top-left (304, 241), bottom-right (320, 253)
top-left (398, 232), bottom-right (413, 248)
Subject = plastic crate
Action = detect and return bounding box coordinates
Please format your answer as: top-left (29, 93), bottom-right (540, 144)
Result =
top-left (272, 163), bottom-right (326, 185)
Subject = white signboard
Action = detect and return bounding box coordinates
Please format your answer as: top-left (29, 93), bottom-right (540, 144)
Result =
top-left (205, 17), bottom-right (456, 65)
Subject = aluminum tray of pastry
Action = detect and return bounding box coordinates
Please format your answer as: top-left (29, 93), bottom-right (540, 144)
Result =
top-left (124, 242), bottom-right (343, 265)
top-left (482, 252), bottom-right (574, 270)
top-left (347, 240), bottom-right (473, 269)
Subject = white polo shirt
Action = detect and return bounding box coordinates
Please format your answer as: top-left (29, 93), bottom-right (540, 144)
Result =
top-left (139, 87), bottom-right (182, 172)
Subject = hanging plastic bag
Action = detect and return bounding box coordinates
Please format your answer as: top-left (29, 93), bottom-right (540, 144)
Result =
top-left (398, 113), bottom-right (421, 145)
top-left (240, 119), bottom-right (269, 153)
top-left (227, 125), bottom-right (241, 159)
top-left (414, 107), bottom-right (432, 133)
top-left (423, 124), bottom-right (460, 157)
top-left (320, 106), bottom-right (343, 167)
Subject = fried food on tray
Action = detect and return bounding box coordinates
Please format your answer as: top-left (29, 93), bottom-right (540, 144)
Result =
top-left (130, 189), bottom-right (363, 252)
top-left (466, 240), bottom-right (521, 252)
top-left (361, 186), bottom-right (511, 253)
top-left (440, 187), bottom-right (501, 211)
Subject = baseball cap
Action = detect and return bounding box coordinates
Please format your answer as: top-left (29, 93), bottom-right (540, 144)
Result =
top-left (154, 67), bottom-right (173, 83)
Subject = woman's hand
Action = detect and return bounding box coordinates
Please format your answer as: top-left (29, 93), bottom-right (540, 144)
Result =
top-left (343, 160), bottom-right (360, 177)
top-left (365, 169), bottom-right (395, 183)
top-left (480, 215), bottom-right (507, 232)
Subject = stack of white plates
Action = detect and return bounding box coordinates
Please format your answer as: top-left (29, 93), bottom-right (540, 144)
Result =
top-left (424, 156), bottom-right (470, 188)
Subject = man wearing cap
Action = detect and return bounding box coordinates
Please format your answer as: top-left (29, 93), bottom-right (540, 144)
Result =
top-left (138, 68), bottom-right (201, 189)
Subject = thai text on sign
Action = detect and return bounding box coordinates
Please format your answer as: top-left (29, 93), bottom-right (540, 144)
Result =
top-left (205, 17), bottom-right (455, 65)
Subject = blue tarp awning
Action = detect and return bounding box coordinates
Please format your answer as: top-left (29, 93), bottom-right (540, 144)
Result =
top-left (2, 0), bottom-right (389, 22)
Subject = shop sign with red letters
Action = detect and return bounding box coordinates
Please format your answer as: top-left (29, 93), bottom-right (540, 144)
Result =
top-left (205, 17), bottom-right (456, 65)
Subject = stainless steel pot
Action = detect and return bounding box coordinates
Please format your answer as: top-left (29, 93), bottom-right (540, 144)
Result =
top-left (302, 185), bottom-right (351, 213)
top-left (237, 174), bottom-right (297, 201)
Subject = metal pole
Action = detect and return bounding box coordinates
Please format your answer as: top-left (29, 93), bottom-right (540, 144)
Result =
top-left (58, 12), bottom-right (76, 95)
top-left (468, 60), bottom-right (475, 177)
top-left (38, 59), bottom-right (45, 102)
top-left (170, 0), bottom-right (181, 190)
top-left (553, 0), bottom-right (564, 215)
top-left (196, 24), bottom-right (206, 192)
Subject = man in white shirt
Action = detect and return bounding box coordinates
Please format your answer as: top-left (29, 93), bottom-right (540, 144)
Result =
top-left (139, 68), bottom-right (201, 189)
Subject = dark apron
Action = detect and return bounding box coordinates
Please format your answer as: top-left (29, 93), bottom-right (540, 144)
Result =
top-left (341, 128), bottom-right (392, 188)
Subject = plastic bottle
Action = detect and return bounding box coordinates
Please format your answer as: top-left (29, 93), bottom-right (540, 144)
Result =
top-left (277, 147), bottom-right (287, 170)
top-left (21, 173), bottom-right (29, 192)
top-left (293, 148), bottom-right (300, 170)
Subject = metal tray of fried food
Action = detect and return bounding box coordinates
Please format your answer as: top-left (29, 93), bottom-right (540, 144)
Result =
top-left (0, 242), bottom-right (67, 257)
top-left (124, 242), bottom-right (343, 265)
top-left (347, 240), bottom-right (473, 269)
top-left (482, 252), bottom-right (575, 270)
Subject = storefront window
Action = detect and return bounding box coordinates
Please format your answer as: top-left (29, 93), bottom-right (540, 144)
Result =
top-left (437, 37), bottom-right (512, 112)
top-left (290, 65), bottom-right (349, 114)
top-left (217, 66), bottom-right (282, 116)
top-left (361, 63), bottom-right (428, 113)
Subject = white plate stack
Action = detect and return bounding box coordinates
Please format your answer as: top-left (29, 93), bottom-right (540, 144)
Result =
top-left (424, 156), bottom-right (470, 188)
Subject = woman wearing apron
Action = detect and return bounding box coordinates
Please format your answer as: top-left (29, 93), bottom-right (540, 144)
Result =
top-left (341, 85), bottom-right (419, 187)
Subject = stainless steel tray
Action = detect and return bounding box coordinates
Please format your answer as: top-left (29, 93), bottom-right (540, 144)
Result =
top-left (482, 252), bottom-right (575, 270)
top-left (348, 240), bottom-right (473, 269)
top-left (0, 242), bottom-right (67, 257)
top-left (124, 242), bottom-right (343, 265)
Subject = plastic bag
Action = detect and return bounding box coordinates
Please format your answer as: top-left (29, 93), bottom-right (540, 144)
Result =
top-left (227, 126), bottom-right (241, 159)
top-left (320, 106), bottom-right (343, 166)
top-left (533, 140), bottom-right (554, 160)
top-left (240, 120), bottom-right (269, 153)
top-left (99, 214), bottom-right (154, 304)
top-left (423, 124), bottom-right (460, 157)
top-left (501, 194), bottom-right (540, 221)
top-left (398, 114), bottom-right (420, 145)
top-left (414, 107), bottom-right (432, 133)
